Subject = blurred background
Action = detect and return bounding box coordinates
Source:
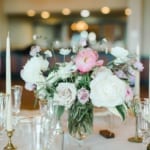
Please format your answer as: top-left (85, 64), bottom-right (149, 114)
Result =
top-left (0, 0), bottom-right (149, 109)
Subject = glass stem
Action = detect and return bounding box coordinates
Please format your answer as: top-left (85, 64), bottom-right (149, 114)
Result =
top-left (135, 114), bottom-right (139, 137)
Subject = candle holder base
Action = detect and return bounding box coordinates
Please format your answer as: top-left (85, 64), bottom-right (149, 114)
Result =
top-left (128, 136), bottom-right (143, 143)
top-left (3, 130), bottom-right (17, 150)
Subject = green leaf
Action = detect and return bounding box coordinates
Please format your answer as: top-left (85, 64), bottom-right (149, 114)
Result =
top-left (56, 105), bottom-right (65, 120)
top-left (116, 104), bottom-right (127, 120)
top-left (68, 100), bottom-right (93, 136)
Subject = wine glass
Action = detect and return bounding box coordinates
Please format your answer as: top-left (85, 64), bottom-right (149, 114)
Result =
top-left (11, 85), bottom-right (23, 126)
top-left (0, 92), bottom-right (8, 139)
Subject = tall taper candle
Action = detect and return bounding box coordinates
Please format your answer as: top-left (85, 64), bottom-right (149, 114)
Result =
top-left (135, 45), bottom-right (140, 97)
top-left (6, 32), bottom-right (12, 131)
top-left (149, 56), bottom-right (150, 99)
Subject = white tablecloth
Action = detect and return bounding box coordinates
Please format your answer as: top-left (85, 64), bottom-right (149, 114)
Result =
top-left (0, 110), bottom-right (145, 150)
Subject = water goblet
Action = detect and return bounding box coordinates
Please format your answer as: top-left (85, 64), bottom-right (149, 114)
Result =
top-left (138, 98), bottom-right (150, 148)
top-left (128, 96), bottom-right (143, 143)
top-left (38, 99), bottom-right (48, 116)
top-left (138, 99), bottom-right (150, 133)
top-left (0, 92), bottom-right (8, 139)
top-left (11, 85), bottom-right (23, 126)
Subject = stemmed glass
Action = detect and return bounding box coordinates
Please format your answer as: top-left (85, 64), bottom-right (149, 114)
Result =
top-left (31, 97), bottom-right (65, 150)
top-left (128, 96), bottom-right (143, 143)
top-left (138, 98), bottom-right (150, 149)
top-left (0, 92), bottom-right (8, 139)
top-left (11, 85), bottom-right (23, 127)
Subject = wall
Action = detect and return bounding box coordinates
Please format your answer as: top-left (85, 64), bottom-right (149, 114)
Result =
top-left (9, 17), bottom-right (33, 50)
top-left (0, 0), bottom-right (8, 51)
top-left (126, 0), bottom-right (143, 53)
top-left (3, 0), bottom-right (127, 14)
top-left (142, 0), bottom-right (150, 57)
top-left (126, 0), bottom-right (150, 56)
top-left (0, 0), bottom-right (149, 56)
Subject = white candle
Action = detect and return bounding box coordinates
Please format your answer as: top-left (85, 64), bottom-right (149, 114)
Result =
top-left (6, 32), bottom-right (12, 131)
top-left (135, 45), bottom-right (140, 97)
top-left (149, 56), bottom-right (150, 99)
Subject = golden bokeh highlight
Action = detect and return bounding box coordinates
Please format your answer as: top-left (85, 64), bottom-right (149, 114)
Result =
top-left (62, 8), bottom-right (71, 15)
top-left (27, 9), bottom-right (36, 17)
top-left (41, 11), bottom-right (50, 19)
top-left (71, 21), bottom-right (88, 31)
top-left (125, 8), bottom-right (132, 16)
top-left (100, 6), bottom-right (111, 14)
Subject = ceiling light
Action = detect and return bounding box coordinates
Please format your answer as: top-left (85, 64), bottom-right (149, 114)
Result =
top-left (71, 21), bottom-right (88, 31)
top-left (76, 21), bottom-right (88, 31)
top-left (62, 8), bottom-right (71, 15)
top-left (125, 8), bottom-right (132, 16)
top-left (41, 11), bottom-right (50, 19)
top-left (71, 23), bottom-right (77, 31)
top-left (100, 6), bottom-right (111, 14)
top-left (27, 9), bottom-right (36, 17)
top-left (80, 10), bottom-right (90, 17)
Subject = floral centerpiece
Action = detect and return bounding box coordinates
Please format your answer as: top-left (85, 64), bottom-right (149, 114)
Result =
top-left (20, 32), bottom-right (143, 140)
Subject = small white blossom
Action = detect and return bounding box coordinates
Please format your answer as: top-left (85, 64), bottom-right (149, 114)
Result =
top-left (59, 48), bottom-right (71, 56)
top-left (44, 50), bottom-right (52, 57)
top-left (111, 47), bottom-right (129, 64)
top-left (30, 45), bottom-right (41, 56)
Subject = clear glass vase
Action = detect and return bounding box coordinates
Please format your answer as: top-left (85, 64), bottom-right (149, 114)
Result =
top-left (68, 100), bottom-right (93, 140)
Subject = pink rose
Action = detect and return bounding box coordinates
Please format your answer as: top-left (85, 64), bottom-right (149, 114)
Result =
top-left (75, 48), bottom-right (100, 73)
top-left (96, 60), bottom-right (104, 67)
top-left (77, 88), bottom-right (89, 104)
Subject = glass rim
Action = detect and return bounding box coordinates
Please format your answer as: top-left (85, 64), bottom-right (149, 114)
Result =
top-left (11, 85), bottom-right (23, 89)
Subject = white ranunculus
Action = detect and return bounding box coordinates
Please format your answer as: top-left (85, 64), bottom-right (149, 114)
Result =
top-left (53, 83), bottom-right (77, 109)
top-left (21, 56), bottom-right (49, 84)
top-left (111, 47), bottom-right (129, 64)
top-left (90, 70), bottom-right (127, 107)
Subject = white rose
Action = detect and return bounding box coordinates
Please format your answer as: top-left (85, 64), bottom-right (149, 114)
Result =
top-left (111, 47), bottom-right (129, 64)
top-left (21, 56), bottom-right (49, 84)
top-left (53, 83), bottom-right (77, 109)
top-left (90, 70), bottom-right (127, 107)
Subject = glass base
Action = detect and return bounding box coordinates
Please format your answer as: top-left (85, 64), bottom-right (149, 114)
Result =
top-left (128, 136), bottom-right (143, 143)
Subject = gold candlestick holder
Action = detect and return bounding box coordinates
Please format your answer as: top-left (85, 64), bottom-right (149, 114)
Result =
top-left (128, 114), bottom-right (143, 143)
top-left (3, 129), bottom-right (16, 150)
